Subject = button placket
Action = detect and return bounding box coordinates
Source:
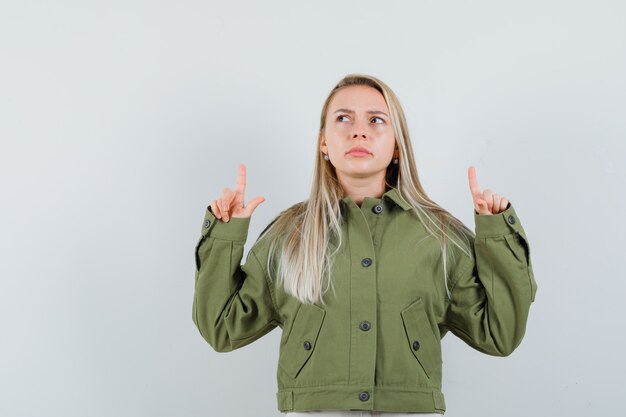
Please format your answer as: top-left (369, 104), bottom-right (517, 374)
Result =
top-left (346, 198), bottom-right (378, 384)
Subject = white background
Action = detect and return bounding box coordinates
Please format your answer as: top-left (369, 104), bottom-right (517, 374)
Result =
top-left (1, 1), bottom-right (624, 416)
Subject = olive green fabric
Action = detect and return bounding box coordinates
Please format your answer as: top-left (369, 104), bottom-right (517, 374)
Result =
top-left (192, 187), bottom-right (537, 414)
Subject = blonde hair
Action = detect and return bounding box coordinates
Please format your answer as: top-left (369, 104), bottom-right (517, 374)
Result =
top-left (257, 73), bottom-right (474, 305)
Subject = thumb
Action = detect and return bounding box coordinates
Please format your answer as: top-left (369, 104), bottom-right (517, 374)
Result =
top-left (244, 196), bottom-right (266, 216)
top-left (474, 198), bottom-right (490, 215)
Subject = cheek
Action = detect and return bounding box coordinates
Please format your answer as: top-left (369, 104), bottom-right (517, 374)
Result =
top-left (373, 127), bottom-right (395, 142)
top-left (324, 126), bottom-right (346, 145)
top-left (371, 123), bottom-right (392, 134)
top-left (332, 124), bottom-right (349, 133)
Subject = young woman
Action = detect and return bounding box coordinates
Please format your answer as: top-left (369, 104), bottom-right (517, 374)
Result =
top-left (193, 74), bottom-right (537, 416)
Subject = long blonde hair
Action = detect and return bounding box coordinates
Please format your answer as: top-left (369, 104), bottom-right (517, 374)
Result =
top-left (257, 74), bottom-right (474, 305)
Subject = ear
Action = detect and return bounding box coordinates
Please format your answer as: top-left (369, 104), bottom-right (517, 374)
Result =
top-left (320, 135), bottom-right (327, 153)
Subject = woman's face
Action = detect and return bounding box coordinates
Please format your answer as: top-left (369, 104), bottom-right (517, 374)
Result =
top-left (320, 85), bottom-right (396, 184)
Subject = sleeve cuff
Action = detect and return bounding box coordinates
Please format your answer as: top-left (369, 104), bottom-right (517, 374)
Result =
top-left (474, 202), bottom-right (525, 238)
top-left (200, 205), bottom-right (251, 242)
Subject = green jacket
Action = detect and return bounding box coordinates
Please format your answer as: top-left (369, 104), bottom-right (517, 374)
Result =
top-left (192, 187), bottom-right (537, 414)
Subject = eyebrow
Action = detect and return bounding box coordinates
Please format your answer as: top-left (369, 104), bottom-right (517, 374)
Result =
top-left (333, 108), bottom-right (389, 118)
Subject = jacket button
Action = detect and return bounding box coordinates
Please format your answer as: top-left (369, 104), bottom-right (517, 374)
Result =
top-left (507, 215), bottom-right (516, 225)
top-left (412, 340), bottom-right (420, 351)
top-left (303, 341), bottom-right (312, 350)
top-left (361, 258), bottom-right (372, 267)
top-left (359, 391), bottom-right (370, 401)
top-left (203, 219), bottom-right (211, 228)
top-left (372, 204), bottom-right (383, 214)
top-left (359, 321), bottom-right (371, 331)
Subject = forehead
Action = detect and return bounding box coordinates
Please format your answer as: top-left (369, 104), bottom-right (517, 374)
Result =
top-left (328, 85), bottom-right (388, 112)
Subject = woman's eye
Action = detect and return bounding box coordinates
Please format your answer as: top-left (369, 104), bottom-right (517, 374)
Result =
top-left (336, 115), bottom-right (384, 123)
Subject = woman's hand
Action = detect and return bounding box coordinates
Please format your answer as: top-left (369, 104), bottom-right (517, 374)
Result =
top-left (210, 163), bottom-right (265, 222)
top-left (468, 165), bottom-right (509, 215)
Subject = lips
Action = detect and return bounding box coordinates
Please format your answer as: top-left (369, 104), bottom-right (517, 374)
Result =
top-left (346, 146), bottom-right (371, 155)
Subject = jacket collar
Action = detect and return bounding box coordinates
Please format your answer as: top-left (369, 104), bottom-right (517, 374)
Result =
top-left (340, 187), bottom-right (412, 211)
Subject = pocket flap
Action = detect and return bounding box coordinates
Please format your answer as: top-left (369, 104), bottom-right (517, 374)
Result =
top-left (280, 303), bottom-right (326, 379)
top-left (400, 298), bottom-right (440, 378)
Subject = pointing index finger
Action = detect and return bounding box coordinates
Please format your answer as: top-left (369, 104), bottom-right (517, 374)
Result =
top-left (468, 166), bottom-right (482, 198)
top-left (235, 163), bottom-right (246, 196)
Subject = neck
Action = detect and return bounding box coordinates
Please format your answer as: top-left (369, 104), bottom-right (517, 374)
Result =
top-left (339, 176), bottom-right (387, 207)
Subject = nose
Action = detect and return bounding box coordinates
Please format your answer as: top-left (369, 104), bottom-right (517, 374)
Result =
top-left (351, 119), bottom-right (368, 139)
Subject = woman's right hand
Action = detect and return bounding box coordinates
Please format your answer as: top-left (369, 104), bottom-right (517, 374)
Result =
top-left (209, 163), bottom-right (265, 222)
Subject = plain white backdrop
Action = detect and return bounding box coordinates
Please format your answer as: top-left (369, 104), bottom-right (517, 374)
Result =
top-left (1, 0), bottom-right (625, 416)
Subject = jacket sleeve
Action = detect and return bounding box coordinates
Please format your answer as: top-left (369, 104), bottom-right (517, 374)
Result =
top-left (443, 202), bottom-right (537, 356)
top-left (192, 206), bottom-right (282, 352)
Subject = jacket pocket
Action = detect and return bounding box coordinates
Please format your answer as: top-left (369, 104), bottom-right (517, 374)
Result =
top-left (279, 303), bottom-right (326, 379)
top-left (400, 298), bottom-right (441, 379)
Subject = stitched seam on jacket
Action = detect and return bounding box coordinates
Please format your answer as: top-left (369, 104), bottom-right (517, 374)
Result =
top-left (278, 384), bottom-right (441, 392)
top-left (212, 235), bottom-right (247, 243)
top-left (474, 230), bottom-right (517, 239)
top-left (447, 251), bottom-right (474, 294)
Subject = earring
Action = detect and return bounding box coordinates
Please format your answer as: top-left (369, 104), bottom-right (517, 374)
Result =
top-left (393, 157), bottom-right (399, 164)
top-left (323, 154), bottom-right (330, 161)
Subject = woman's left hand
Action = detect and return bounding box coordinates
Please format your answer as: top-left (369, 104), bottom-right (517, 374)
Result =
top-left (468, 166), bottom-right (509, 215)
